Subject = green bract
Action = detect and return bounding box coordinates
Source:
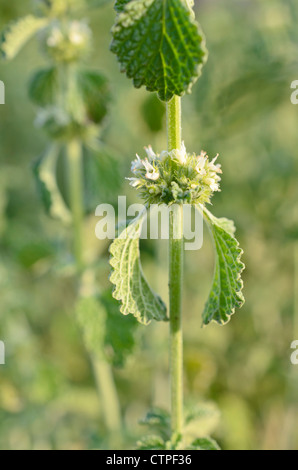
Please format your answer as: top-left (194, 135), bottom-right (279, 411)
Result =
top-left (111, 0), bottom-right (208, 101)
top-left (127, 143), bottom-right (222, 206)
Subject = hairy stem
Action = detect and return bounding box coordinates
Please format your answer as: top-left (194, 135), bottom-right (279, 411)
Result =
top-left (167, 96), bottom-right (184, 437)
top-left (66, 140), bottom-right (122, 443)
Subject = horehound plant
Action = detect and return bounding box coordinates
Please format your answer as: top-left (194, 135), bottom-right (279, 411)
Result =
top-left (109, 0), bottom-right (245, 450)
top-left (0, 0), bottom-right (138, 446)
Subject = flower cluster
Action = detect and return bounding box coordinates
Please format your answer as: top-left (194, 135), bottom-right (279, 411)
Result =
top-left (43, 20), bottom-right (91, 62)
top-left (127, 143), bottom-right (222, 206)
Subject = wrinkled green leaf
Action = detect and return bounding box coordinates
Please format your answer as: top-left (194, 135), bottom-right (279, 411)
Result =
top-left (109, 210), bottom-right (168, 325)
top-left (29, 67), bottom-right (58, 106)
top-left (0, 15), bottom-right (48, 60)
top-left (137, 435), bottom-right (166, 450)
top-left (190, 437), bottom-right (220, 451)
top-left (202, 207), bottom-right (245, 326)
top-left (111, 0), bottom-right (208, 101)
top-left (33, 144), bottom-right (72, 224)
top-left (114, 0), bottom-right (131, 13)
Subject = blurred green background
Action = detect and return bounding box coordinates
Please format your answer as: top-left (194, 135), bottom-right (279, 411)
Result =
top-left (1, 0), bottom-right (298, 450)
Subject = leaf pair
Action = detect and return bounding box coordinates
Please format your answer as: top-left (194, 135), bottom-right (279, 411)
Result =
top-left (111, 0), bottom-right (208, 101)
top-left (109, 206), bottom-right (245, 326)
top-left (137, 406), bottom-right (220, 450)
top-left (28, 66), bottom-right (111, 142)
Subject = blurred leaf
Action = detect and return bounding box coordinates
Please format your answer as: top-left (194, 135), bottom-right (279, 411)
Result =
top-left (109, 210), bottom-right (168, 325)
top-left (17, 241), bottom-right (55, 269)
top-left (101, 289), bottom-right (138, 368)
top-left (33, 144), bottom-right (72, 224)
top-left (76, 296), bottom-right (106, 357)
top-left (0, 15), bottom-right (48, 60)
top-left (137, 435), bottom-right (166, 450)
top-left (36, 0), bottom-right (113, 15)
top-left (141, 94), bottom-right (165, 133)
top-left (77, 69), bottom-right (111, 125)
top-left (140, 408), bottom-right (171, 441)
top-left (202, 207), bottom-right (245, 326)
top-left (110, 0), bottom-right (207, 101)
top-left (83, 144), bottom-right (122, 209)
top-left (185, 402), bottom-right (220, 440)
top-left (76, 290), bottom-right (138, 367)
top-left (190, 437), bottom-right (220, 451)
top-left (29, 67), bottom-right (58, 106)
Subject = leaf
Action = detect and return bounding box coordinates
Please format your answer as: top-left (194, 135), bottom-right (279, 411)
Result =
top-left (114, 0), bottom-right (132, 13)
top-left (111, 0), bottom-right (208, 101)
top-left (101, 289), bottom-right (138, 367)
top-left (190, 437), bottom-right (220, 451)
top-left (140, 408), bottom-right (171, 441)
top-left (76, 291), bottom-right (138, 366)
top-left (141, 93), bottom-right (166, 133)
top-left (75, 296), bottom-right (106, 357)
top-left (0, 15), bottom-right (48, 60)
top-left (33, 144), bottom-right (72, 224)
top-left (109, 210), bottom-right (168, 325)
top-left (29, 67), bottom-right (58, 107)
top-left (83, 144), bottom-right (123, 210)
top-left (185, 403), bottom-right (220, 440)
top-left (137, 435), bottom-right (166, 450)
top-left (202, 207), bottom-right (245, 326)
top-left (77, 69), bottom-right (111, 124)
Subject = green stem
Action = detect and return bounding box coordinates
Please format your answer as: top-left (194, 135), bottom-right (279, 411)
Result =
top-left (66, 140), bottom-right (122, 443)
top-left (92, 354), bottom-right (122, 439)
top-left (167, 96), bottom-right (184, 437)
top-left (167, 95), bottom-right (182, 150)
top-left (67, 139), bottom-right (85, 273)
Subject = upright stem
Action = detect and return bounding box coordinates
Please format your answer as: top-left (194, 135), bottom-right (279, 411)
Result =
top-left (66, 140), bottom-right (122, 444)
top-left (167, 95), bottom-right (182, 150)
top-left (92, 355), bottom-right (122, 438)
top-left (67, 139), bottom-right (85, 272)
top-left (167, 96), bottom-right (184, 437)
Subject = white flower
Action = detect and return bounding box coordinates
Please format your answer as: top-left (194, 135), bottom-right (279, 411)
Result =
top-left (143, 159), bottom-right (160, 181)
top-left (170, 141), bottom-right (187, 164)
top-left (126, 177), bottom-right (142, 188)
top-left (69, 21), bottom-right (90, 45)
top-left (47, 27), bottom-right (63, 47)
top-left (159, 150), bottom-right (168, 161)
top-left (196, 155), bottom-right (207, 174)
top-left (209, 154), bottom-right (222, 173)
top-left (144, 145), bottom-right (156, 160)
top-left (131, 155), bottom-right (144, 173)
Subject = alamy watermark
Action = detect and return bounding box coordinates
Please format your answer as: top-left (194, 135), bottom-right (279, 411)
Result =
top-left (0, 341), bottom-right (5, 365)
top-left (0, 80), bottom-right (5, 105)
top-left (95, 197), bottom-right (204, 251)
top-left (291, 80), bottom-right (298, 105)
